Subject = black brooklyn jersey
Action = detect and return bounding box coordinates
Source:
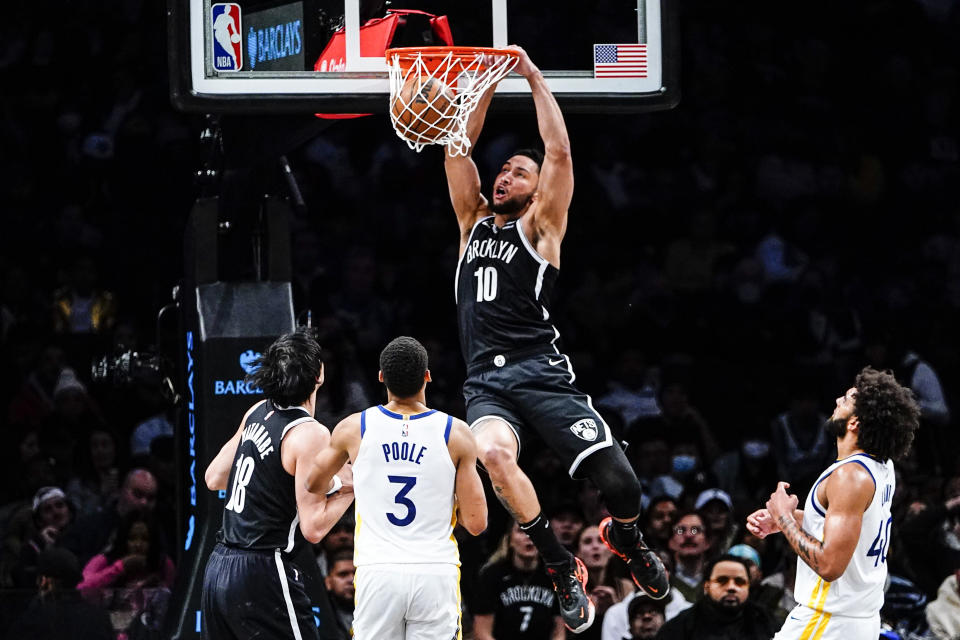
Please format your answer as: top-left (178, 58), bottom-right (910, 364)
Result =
top-left (219, 400), bottom-right (314, 556)
top-left (473, 559), bottom-right (558, 639)
top-left (456, 216), bottom-right (560, 367)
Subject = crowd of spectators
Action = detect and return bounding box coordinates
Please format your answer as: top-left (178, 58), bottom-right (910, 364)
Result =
top-left (2, 0), bottom-right (960, 638)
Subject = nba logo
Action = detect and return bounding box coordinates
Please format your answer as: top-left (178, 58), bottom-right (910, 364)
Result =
top-left (211, 3), bottom-right (243, 71)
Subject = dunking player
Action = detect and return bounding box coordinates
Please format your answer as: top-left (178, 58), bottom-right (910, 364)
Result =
top-left (444, 45), bottom-right (668, 633)
top-left (306, 336), bottom-right (487, 639)
top-left (201, 329), bottom-right (355, 640)
top-left (746, 367), bottom-right (920, 640)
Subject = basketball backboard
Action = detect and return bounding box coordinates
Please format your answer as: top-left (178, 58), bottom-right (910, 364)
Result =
top-left (169, 0), bottom-right (679, 113)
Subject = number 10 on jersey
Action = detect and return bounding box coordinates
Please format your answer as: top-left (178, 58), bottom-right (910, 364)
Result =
top-left (474, 267), bottom-right (498, 302)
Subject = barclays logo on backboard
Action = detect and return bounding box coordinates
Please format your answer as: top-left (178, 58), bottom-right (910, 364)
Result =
top-left (214, 349), bottom-right (262, 395)
top-left (242, 1), bottom-right (304, 72)
top-left (239, 349), bottom-right (261, 374)
top-left (211, 3), bottom-right (243, 72)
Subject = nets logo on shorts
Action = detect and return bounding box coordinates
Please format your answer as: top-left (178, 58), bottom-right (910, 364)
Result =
top-left (211, 3), bottom-right (243, 72)
top-left (569, 419), bottom-right (599, 441)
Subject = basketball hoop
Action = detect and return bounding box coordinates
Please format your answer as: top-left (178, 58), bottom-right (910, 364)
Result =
top-left (385, 46), bottom-right (519, 156)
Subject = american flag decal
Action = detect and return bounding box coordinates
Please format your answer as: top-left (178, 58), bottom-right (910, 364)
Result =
top-left (593, 44), bottom-right (648, 78)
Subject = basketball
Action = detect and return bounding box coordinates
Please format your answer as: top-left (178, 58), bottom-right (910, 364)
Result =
top-left (391, 75), bottom-right (456, 144)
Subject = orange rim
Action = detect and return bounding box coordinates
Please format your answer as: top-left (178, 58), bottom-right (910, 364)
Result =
top-left (385, 46), bottom-right (519, 71)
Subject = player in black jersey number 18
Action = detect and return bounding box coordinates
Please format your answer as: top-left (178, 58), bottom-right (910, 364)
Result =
top-left (200, 329), bottom-right (355, 640)
top-left (444, 46), bottom-right (669, 634)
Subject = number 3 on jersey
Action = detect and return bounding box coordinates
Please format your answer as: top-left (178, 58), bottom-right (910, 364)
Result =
top-left (386, 475), bottom-right (417, 526)
top-left (474, 266), bottom-right (498, 302)
top-left (225, 455), bottom-right (255, 513)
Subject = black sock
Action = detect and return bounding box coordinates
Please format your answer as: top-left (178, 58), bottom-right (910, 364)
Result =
top-left (609, 517), bottom-right (640, 550)
top-left (519, 513), bottom-right (572, 566)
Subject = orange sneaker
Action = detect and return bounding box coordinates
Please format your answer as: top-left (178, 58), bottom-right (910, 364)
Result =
top-left (599, 516), bottom-right (670, 600)
top-left (545, 556), bottom-right (596, 633)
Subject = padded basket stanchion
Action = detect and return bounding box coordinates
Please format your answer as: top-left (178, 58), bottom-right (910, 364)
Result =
top-left (386, 46), bottom-right (519, 156)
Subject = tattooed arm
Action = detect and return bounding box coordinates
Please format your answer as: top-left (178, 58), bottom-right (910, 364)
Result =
top-left (745, 507), bottom-right (803, 538)
top-left (767, 465), bottom-right (875, 582)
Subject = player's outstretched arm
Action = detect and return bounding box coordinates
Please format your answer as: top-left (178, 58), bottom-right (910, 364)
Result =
top-left (305, 414), bottom-right (358, 494)
top-left (449, 419), bottom-right (488, 535)
top-left (285, 419), bottom-right (356, 543)
top-left (509, 45), bottom-right (573, 240)
top-left (444, 151), bottom-right (485, 246)
top-left (445, 76), bottom-right (503, 245)
top-left (767, 469), bottom-right (874, 581)
top-left (204, 400), bottom-right (265, 491)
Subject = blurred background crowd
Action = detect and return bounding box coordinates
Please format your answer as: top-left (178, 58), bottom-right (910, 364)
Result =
top-left (1, 0), bottom-right (960, 638)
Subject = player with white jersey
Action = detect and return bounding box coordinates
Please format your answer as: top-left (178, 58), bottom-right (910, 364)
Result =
top-left (747, 367), bottom-right (920, 640)
top-left (307, 336), bottom-right (488, 640)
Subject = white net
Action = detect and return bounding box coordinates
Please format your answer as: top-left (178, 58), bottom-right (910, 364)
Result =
top-left (387, 48), bottom-right (519, 156)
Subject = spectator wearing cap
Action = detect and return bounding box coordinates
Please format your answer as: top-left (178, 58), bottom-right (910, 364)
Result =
top-left (6, 547), bottom-right (114, 640)
top-left (695, 489), bottom-right (737, 556)
top-left (667, 510), bottom-right (711, 603)
top-left (626, 593), bottom-right (667, 639)
top-left (11, 486), bottom-right (74, 588)
top-left (726, 544), bottom-right (761, 585)
top-left (654, 555), bottom-right (776, 640)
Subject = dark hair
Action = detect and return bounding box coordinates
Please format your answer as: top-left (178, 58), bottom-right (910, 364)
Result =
top-left (644, 495), bottom-right (677, 523)
top-left (510, 148), bottom-right (544, 171)
top-left (327, 549), bottom-right (355, 567)
top-left (248, 329), bottom-right (324, 407)
top-left (379, 336), bottom-right (428, 398)
top-left (548, 501), bottom-right (585, 522)
top-left (37, 548), bottom-right (82, 589)
top-left (105, 510), bottom-right (165, 572)
top-left (852, 367), bottom-right (920, 461)
top-left (704, 554), bottom-right (751, 583)
top-left (74, 427), bottom-right (122, 485)
top-left (672, 508), bottom-right (706, 531)
top-left (628, 593), bottom-right (667, 618)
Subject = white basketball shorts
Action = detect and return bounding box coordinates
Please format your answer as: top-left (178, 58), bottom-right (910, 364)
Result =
top-left (773, 605), bottom-right (881, 640)
top-left (353, 564), bottom-right (462, 640)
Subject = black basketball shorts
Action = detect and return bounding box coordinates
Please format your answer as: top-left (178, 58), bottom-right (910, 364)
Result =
top-left (201, 543), bottom-right (320, 640)
top-left (463, 350), bottom-right (614, 478)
